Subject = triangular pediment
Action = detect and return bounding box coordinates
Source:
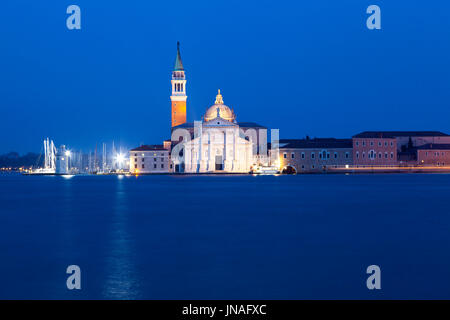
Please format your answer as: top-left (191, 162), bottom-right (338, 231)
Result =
top-left (203, 117), bottom-right (236, 127)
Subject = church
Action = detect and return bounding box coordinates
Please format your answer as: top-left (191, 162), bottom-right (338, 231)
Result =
top-left (170, 43), bottom-right (268, 173)
top-left (129, 42), bottom-right (268, 174)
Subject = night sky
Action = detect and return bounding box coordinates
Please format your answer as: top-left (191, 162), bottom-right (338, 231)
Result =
top-left (1, 1), bottom-right (449, 154)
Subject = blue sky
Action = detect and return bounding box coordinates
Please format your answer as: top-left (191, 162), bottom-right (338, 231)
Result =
top-left (1, 1), bottom-right (449, 153)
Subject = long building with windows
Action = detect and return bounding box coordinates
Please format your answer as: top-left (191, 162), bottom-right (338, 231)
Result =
top-left (352, 131), bottom-right (450, 167)
top-left (278, 138), bottom-right (353, 173)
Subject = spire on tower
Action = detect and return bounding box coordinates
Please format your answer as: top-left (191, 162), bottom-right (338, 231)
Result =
top-left (174, 41), bottom-right (184, 71)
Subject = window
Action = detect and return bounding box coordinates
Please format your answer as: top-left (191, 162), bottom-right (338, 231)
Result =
top-left (154, 164), bottom-right (157, 169)
top-left (161, 157), bottom-right (164, 162)
top-left (154, 158), bottom-right (157, 161)
top-left (311, 153), bottom-right (315, 159)
top-left (356, 152), bottom-right (359, 159)
top-left (161, 164), bottom-right (164, 169)
top-left (345, 152), bottom-right (349, 159)
top-left (363, 152), bottom-right (365, 158)
top-left (362, 141), bottom-right (366, 146)
top-left (142, 164), bottom-right (145, 169)
top-left (356, 141), bottom-right (359, 147)
top-left (384, 142), bottom-right (388, 147)
top-left (391, 152), bottom-right (394, 159)
top-left (291, 153), bottom-right (295, 159)
top-left (301, 165), bottom-right (305, 169)
top-left (135, 158), bottom-right (137, 162)
top-left (135, 164), bottom-right (137, 169)
top-left (312, 165), bottom-right (315, 169)
top-left (390, 141), bottom-right (394, 147)
top-left (301, 152), bottom-right (305, 159)
top-left (385, 152), bottom-right (388, 159)
top-left (334, 153), bottom-right (338, 159)
top-left (370, 141), bottom-right (374, 146)
top-left (379, 152), bottom-right (382, 159)
top-left (134, 153), bottom-right (137, 156)
top-left (378, 142), bottom-right (382, 146)
top-left (326, 153), bottom-right (330, 159)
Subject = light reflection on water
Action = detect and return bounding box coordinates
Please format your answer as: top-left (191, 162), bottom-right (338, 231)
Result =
top-left (102, 177), bottom-right (141, 299)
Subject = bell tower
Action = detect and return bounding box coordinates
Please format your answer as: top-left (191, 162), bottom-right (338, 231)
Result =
top-left (171, 42), bottom-right (187, 127)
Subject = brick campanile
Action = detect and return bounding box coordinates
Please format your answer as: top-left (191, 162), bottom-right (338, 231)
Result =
top-left (170, 42), bottom-right (187, 127)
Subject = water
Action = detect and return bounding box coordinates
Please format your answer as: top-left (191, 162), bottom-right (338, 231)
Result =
top-left (0, 173), bottom-right (449, 299)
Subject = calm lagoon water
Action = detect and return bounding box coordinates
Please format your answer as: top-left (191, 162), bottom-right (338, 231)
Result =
top-left (0, 173), bottom-right (449, 299)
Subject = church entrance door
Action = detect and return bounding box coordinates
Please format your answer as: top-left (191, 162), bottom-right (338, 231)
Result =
top-left (215, 156), bottom-right (223, 171)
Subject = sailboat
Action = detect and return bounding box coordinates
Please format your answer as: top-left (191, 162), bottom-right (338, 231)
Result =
top-left (26, 138), bottom-right (56, 174)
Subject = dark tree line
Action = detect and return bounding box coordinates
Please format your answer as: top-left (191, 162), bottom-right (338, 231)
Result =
top-left (0, 152), bottom-right (43, 168)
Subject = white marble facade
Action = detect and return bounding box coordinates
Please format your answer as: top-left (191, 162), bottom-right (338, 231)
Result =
top-left (184, 117), bottom-right (253, 173)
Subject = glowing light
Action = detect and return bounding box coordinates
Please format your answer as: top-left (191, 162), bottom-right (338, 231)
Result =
top-left (116, 153), bottom-right (125, 163)
top-left (65, 150), bottom-right (71, 157)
